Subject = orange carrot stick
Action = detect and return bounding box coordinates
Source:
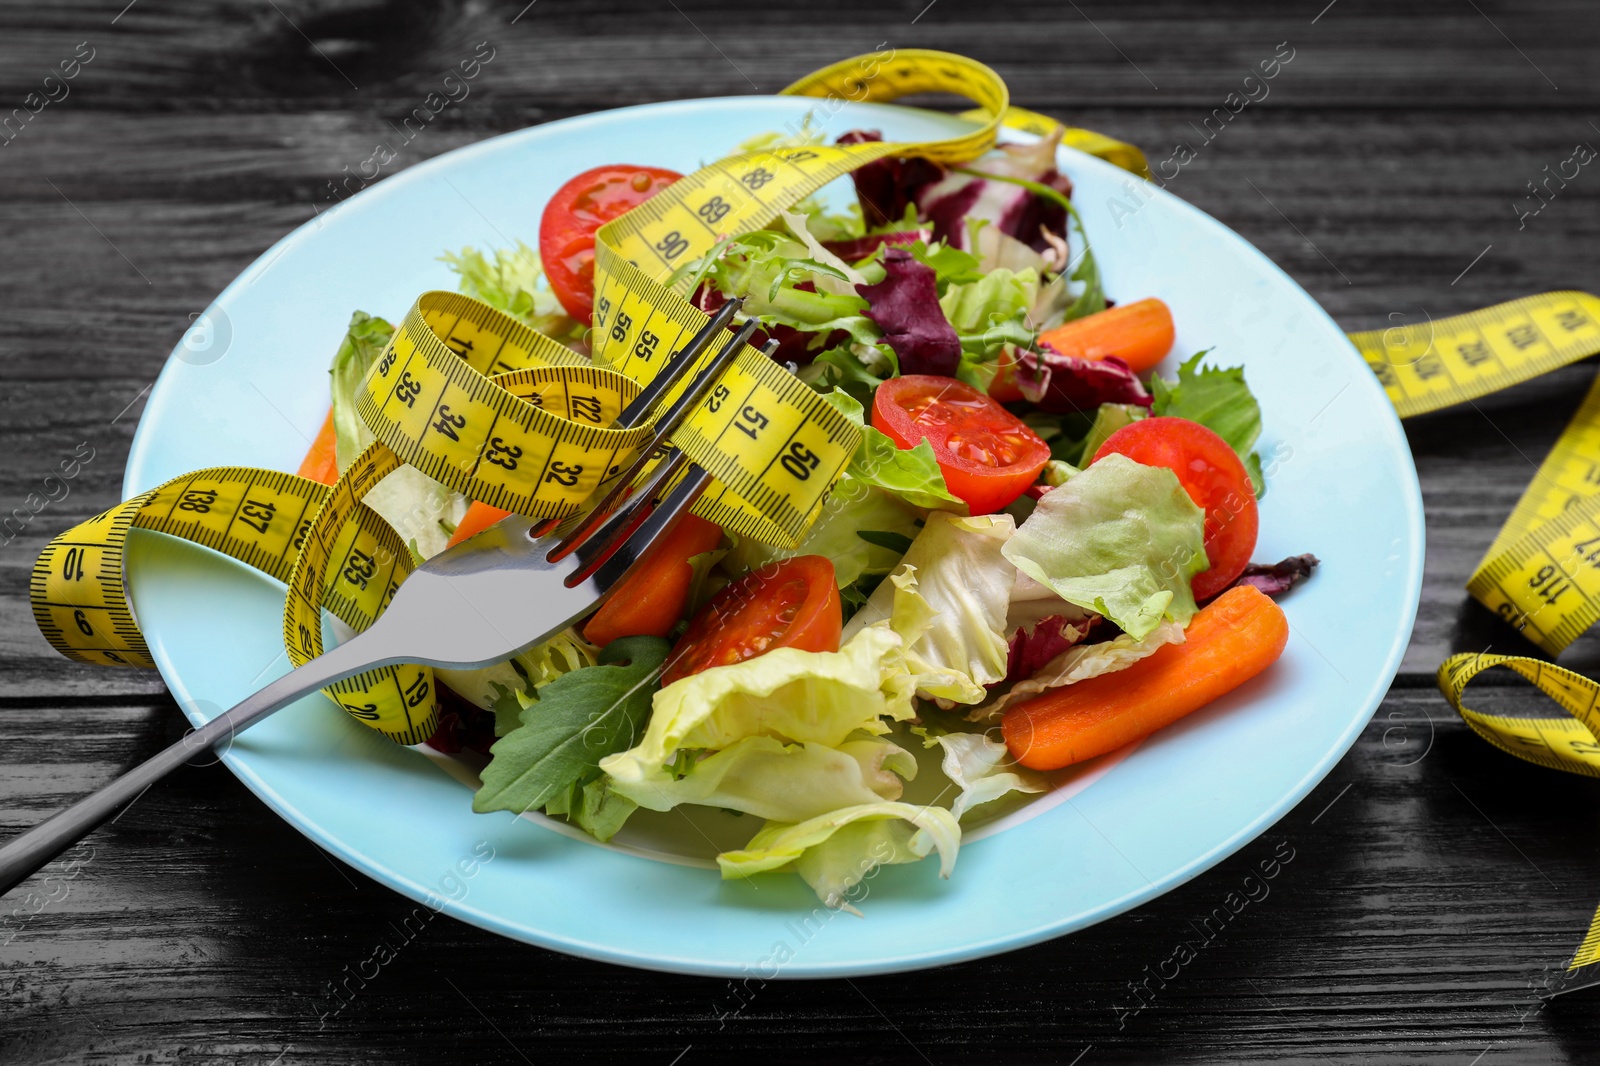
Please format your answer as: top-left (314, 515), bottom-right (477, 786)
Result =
top-left (1002, 584), bottom-right (1288, 770)
top-left (296, 410), bottom-right (340, 486)
top-left (1035, 297), bottom-right (1175, 375)
top-left (447, 500), bottom-right (515, 549)
top-left (582, 513), bottom-right (724, 646)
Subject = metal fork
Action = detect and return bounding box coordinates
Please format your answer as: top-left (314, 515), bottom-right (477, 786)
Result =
top-left (0, 300), bottom-right (759, 897)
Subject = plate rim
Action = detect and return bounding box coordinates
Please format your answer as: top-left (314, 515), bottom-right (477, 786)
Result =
top-left (123, 93), bottom-right (1425, 977)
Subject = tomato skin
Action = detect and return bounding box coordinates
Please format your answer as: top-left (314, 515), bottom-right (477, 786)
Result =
top-left (661, 556), bottom-right (841, 686)
top-left (539, 164), bottom-right (682, 323)
top-left (1092, 417), bottom-right (1259, 601)
top-left (872, 375), bottom-right (1050, 515)
top-left (583, 514), bottom-right (724, 646)
top-left (986, 346), bottom-right (1025, 403)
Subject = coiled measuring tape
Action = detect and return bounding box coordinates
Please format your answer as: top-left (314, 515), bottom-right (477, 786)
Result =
top-left (1353, 290), bottom-right (1600, 969)
top-left (30, 50), bottom-right (1150, 746)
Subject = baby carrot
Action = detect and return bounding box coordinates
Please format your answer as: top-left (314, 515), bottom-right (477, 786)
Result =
top-left (296, 410), bottom-right (340, 486)
top-left (1001, 584), bottom-right (1288, 770)
top-left (447, 500), bottom-right (515, 549)
top-left (1035, 297), bottom-right (1175, 374)
top-left (583, 513), bottom-right (724, 645)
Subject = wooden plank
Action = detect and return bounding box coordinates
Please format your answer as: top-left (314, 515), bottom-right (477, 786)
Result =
top-left (4, 2), bottom-right (1600, 1060)
top-left (2, 688), bottom-right (1596, 1061)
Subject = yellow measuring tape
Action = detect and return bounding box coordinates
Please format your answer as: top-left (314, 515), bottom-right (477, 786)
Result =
top-left (1352, 290), bottom-right (1600, 969)
top-left (27, 42), bottom-right (1600, 970)
top-left (30, 50), bottom-right (1148, 746)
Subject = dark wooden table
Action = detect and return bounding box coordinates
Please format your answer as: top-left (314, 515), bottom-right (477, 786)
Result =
top-left (4, 0), bottom-right (1600, 1061)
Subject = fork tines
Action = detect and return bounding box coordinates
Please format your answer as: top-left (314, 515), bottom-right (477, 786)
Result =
top-left (549, 308), bottom-right (766, 584)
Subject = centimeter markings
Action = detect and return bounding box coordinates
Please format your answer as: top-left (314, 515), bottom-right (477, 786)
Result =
top-left (1354, 291), bottom-right (1600, 419)
top-left (32, 50), bottom-right (1025, 735)
top-left (1438, 653), bottom-right (1600, 780)
top-left (1469, 499), bottom-right (1600, 655)
top-left (1485, 374), bottom-right (1600, 561)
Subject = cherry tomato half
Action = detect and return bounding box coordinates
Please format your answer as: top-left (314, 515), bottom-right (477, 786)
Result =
top-left (986, 345), bottom-right (1026, 404)
top-left (1092, 416), bottom-right (1259, 601)
top-left (538, 164), bottom-right (682, 323)
top-left (661, 555), bottom-right (842, 687)
top-left (872, 375), bottom-right (1051, 515)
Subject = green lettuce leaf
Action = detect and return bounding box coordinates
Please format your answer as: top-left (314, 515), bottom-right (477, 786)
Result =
top-left (939, 267), bottom-right (1040, 362)
top-left (674, 229), bottom-right (880, 347)
top-left (598, 627), bottom-right (914, 785)
top-left (969, 620), bottom-right (1185, 722)
top-left (438, 628), bottom-right (599, 720)
top-left (1073, 403), bottom-right (1149, 467)
top-left (716, 801), bottom-right (962, 912)
top-left (1040, 459), bottom-right (1079, 487)
top-left (724, 473), bottom-right (921, 592)
top-left (574, 777), bottom-right (637, 843)
top-left (811, 345), bottom-right (889, 406)
top-left (1151, 352), bottom-right (1265, 495)
top-left (927, 731), bottom-right (1048, 819)
top-left (1002, 453), bottom-right (1207, 639)
top-left (608, 734), bottom-right (916, 823)
top-left (953, 167), bottom-right (1105, 321)
top-left (823, 389), bottom-right (965, 512)
top-left (844, 512), bottom-right (1015, 706)
top-left (538, 775), bottom-right (637, 842)
top-left (855, 238), bottom-right (985, 292)
top-left (327, 311), bottom-right (468, 561)
top-left (329, 311), bottom-right (394, 472)
top-left (439, 243), bottom-right (584, 341)
top-left (472, 636), bottom-right (670, 816)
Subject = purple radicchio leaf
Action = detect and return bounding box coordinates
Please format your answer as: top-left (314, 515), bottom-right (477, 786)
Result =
top-left (1225, 553), bottom-right (1319, 598)
top-left (838, 130), bottom-right (945, 229)
top-left (913, 134), bottom-right (1075, 252)
top-left (1016, 346), bottom-right (1152, 414)
top-left (998, 615), bottom-right (1099, 689)
top-left (853, 247), bottom-right (962, 377)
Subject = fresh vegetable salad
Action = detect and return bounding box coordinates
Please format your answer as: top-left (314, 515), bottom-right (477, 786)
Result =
top-left (297, 124), bottom-right (1316, 911)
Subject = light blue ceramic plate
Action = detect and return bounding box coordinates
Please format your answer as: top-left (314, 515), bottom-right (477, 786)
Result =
top-left (123, 97), bottom-right (1423, 977)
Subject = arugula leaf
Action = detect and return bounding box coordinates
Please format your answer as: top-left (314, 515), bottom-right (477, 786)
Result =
top-left (488, 681), bottom-right (531, 739)
top-left (1151, 352), bottom-right (1266, 496)
top-left (472, 636), bottom-right (670, 817)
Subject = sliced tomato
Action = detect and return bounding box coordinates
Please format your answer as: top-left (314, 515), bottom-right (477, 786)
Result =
top-left (583, 513), bottom-right (724, 646)
top-left (538, 164), bottom-right (682, 323)
top-left (872, 375), bottom-right (1050, 515)
top-left (986, 345), bottom-right (1025, 404)
top-left (661, 555), bottom-right (841, 686)
top-left (1092, 416), bottom-right (1258, 601)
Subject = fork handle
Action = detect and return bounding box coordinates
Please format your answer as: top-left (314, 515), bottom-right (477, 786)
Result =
top-left (0, 633), bottom-right (393, 897)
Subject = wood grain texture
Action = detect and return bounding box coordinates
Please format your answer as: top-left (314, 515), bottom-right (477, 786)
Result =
top-left (2, 0), bottom-right (1600, 1061)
